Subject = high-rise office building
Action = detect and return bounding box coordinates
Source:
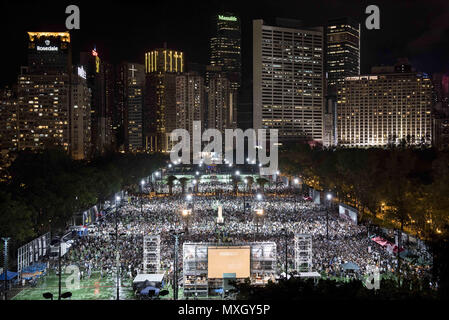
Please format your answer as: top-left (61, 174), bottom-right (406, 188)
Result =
top-left (145, 48), bottom-right (184, 74)
top-left (80, 49), bottom-right (114, 156)
top-left (17, 70), bottom-right (70, 151)
top-left (207, 73), bottom-right (236, 132)
top-left (0, 86), bottom-right (18, 179)
top-left (16, 32), bottom-right (72, 152)
top-left (116, 62), bottom-right (145, 152)
top-left (326, 17), bottom-right (360, 88)
top-left (176, 73), bottom-right (204, 135)
top-left (253, 19), bottom-right (324, 143)
top-left (27, 32), bottom-right (72, 75)
top-left (0, 87), bottom-right (18, 153)
top-left (336, 66), bottom-right (433, 147)
top-left (432, 73), bottom-right (449, 150)
top-left (144, 47), bottom-right (184, 152)
top-left (324, 17), bottom-right (360, 147)
top-left (70, 66), bottom-right (91, 160)
top-left (210, 13), bottom-right (242, 91)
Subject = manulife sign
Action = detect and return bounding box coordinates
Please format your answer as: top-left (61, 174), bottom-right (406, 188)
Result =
top-left (218, 15), bottom-right (237, 22)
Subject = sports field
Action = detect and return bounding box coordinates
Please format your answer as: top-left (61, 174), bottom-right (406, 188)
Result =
top-left (12, 270), bottom-right (135, 300)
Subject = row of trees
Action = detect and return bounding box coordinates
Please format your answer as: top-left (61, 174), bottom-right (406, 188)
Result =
top-left (279, 145), bottom-right (449, 240)
top-left (234, 276), bottom-right (436, 300)
top-left (0, 149), bottom-right (165, 251)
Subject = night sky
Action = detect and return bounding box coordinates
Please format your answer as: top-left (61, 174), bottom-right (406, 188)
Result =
top-left (2, 0), bottom-right (449, 91)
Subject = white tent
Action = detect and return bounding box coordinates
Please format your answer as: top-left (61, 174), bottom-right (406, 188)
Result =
top-left (133, 273), bottom-right (164, 284)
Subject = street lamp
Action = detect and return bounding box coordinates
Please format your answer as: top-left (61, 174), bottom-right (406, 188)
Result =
top-left (172, 230), bottom-right (184, 300)
top-left (115, 195), bottom-right (121, 300)
top-left (326, 193), bottom-right (332, 241)
top-left (140, 180), bottom-right (145, 216)
top-left (256, 193), bottom-right (263, 201)
top-left (254, 209), bottom-right (264, 240)
top-left (186, 193), bottom-right (194, 217)
top-left (181, 209), bottom-right (192, 234)
top-left (235, 170), bottom-right (240, 176)
top-left (2, 237), bottom-right (10, 300)
top-left (192, 179), bottom-right (198, 194)
top-left (281, 228), bottom-right (288, 280)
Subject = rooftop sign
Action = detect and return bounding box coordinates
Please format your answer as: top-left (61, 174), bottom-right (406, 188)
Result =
top-left (218, 15), bottom-right (237, 22)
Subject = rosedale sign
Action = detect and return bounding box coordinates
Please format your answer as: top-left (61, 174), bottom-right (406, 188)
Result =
top-left (36, 46), bottom-right (58, 51)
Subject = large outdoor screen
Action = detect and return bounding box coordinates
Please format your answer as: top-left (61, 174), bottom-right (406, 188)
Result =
top-left (207, 246), bottom-right (251, 279)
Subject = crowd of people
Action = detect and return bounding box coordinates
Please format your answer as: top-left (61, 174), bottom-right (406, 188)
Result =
top-left (61, 179), bottom-right (431, 288)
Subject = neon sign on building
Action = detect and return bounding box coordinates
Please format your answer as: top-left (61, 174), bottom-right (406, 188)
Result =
top-left (218, 15), bottom-right (237, 22)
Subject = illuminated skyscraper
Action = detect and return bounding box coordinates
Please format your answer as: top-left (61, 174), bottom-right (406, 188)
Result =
top-left (80, 49), bottom-right (114, 156)
top-left (253, 19), bottom-right (324, 143)
top-left (207, 73), bottom-right (236, 132)
top-left (336, 66), bottom-right (433, 147)
top-left (210, 13), bottom-right (242, 90)
top-left (176, 73), bottom-right (204, 135)
top-left (27, 32), bottom-right (71, 75)
top-left (17, 70), bottom-right (70, 151)
top-left (116, 62), bottom-right (145, 152)
top-left (145, 48), bottom-right (184, 74)
top-left (16, 32), bottom-right (72, 152)
top-left (70, 66), bottom-right (91, 160)
top-left (324, 18), bottom-right (360, 147)
top-left (144, 47), bottom-right (184, 152)
top-left (326, 17), bottom-right (360, 87)
top-left (0, 87), bottom-right (18, 153)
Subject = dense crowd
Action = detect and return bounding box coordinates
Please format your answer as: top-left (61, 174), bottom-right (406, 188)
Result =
top-left (61, 181), bottom-right (431, 285)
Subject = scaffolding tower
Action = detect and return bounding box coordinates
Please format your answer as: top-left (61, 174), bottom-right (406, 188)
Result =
top-left (294, 234), bottom-right (313, 272)
top-left (250, 242), bottom-right (277, 285)
top-left (143, 235), bottom-right (160, 273)
top-left (183, 243), bottom-right (209, 297)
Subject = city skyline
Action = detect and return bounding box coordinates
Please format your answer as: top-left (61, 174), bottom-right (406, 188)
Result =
top-left (2, 0), bottom-right (449, 90)
top-left (2, 1), bottom-right (449, 305)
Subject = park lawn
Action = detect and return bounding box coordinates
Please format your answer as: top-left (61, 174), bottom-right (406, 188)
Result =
top-left (12, 270), bottom-right (135, 300)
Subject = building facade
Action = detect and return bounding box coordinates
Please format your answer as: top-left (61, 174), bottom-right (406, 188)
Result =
top-left (15, 32), bottom-right (72, 153)
top-left (207, 73), bottom-right (236, 132)
top-left (253, 19), bottom-right (324, 143)
top-left (144, 48), bottom-right (184, 152)
top-left (326, 17), bottom-right (360, 88)
top-left (176, 73), bottom-right (205, 135)
top-left (126, 63), bottom-right (145, 152)
top-left (210, 13), bottom-right (242, 91)
top-left (80, 49), bottom-right (114, 157)
top-left (70, 66), bottom-right (91, 160)
top-left (17, 71), bottom-right (70, 152)
top-left (324, 17), bottom-right (360, 147)
top-left (336, 70), bottom-right (433, 147)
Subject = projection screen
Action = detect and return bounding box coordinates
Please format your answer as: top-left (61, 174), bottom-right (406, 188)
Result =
top-left (207, 246), bottom-right (251, 279)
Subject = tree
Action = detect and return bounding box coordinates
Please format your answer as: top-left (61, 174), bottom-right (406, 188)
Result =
top-left (178, 177), bottom-right (189, 195)
top-left (245, 176), bottom-right (254, 193)
top-left (167, 176), bottom-right (177, 195)
top-left (0, 191), bottom-right (35, 243)
top-left (232, 175), bottom-right (241, 195)
top-left (256, 178), bottom-right (269, 194)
